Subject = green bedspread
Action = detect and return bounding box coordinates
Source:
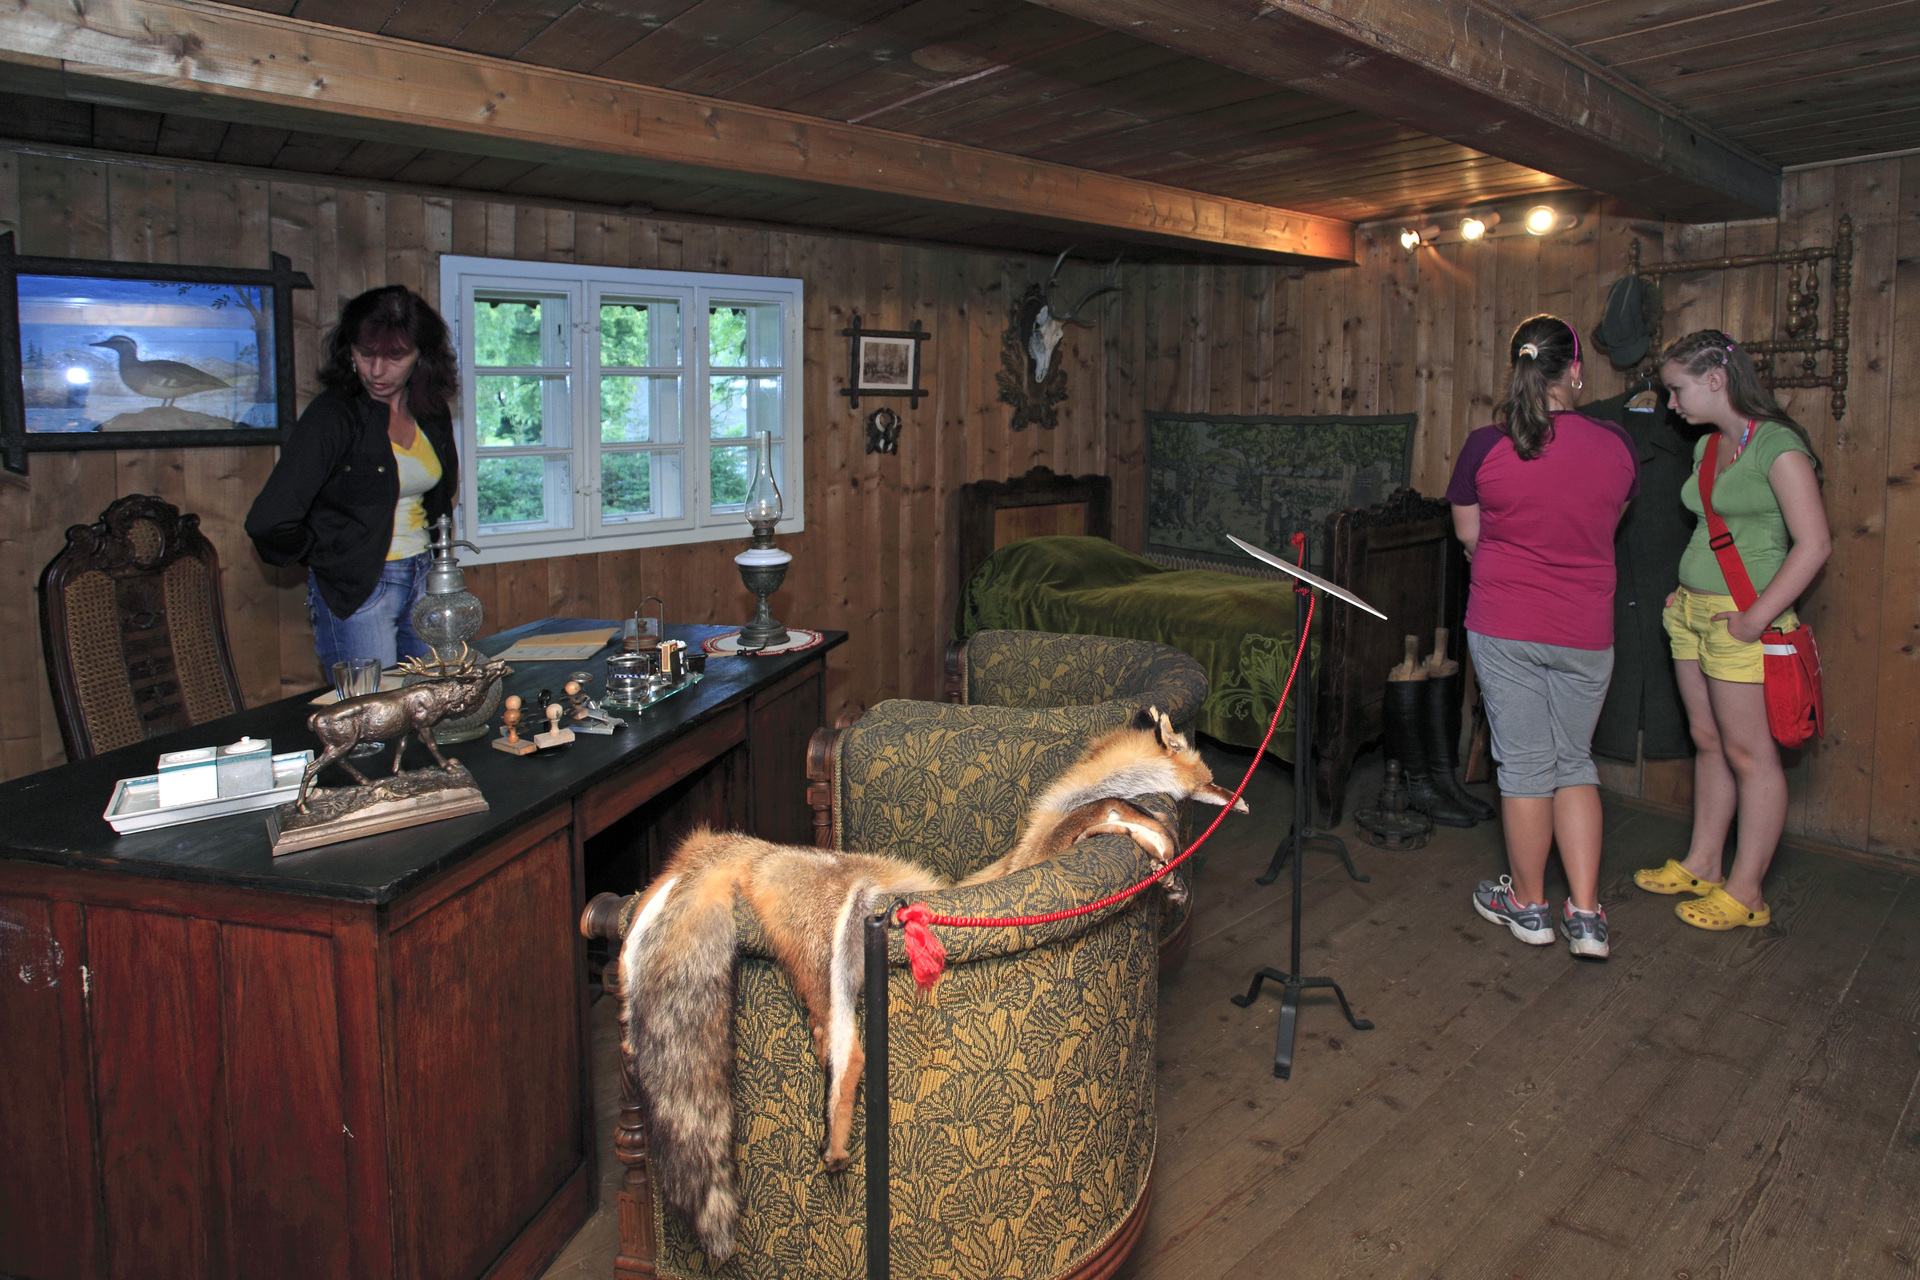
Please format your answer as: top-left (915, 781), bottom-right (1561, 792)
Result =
top-left (955, 535), bottom-right (1318, 759)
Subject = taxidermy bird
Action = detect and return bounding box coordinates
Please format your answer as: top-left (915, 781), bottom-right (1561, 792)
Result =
top-left (90, 335), bottom-right (230, 407)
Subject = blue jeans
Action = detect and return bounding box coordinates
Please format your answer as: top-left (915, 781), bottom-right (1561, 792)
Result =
top-left (309, 554), bottom-right (432, 678)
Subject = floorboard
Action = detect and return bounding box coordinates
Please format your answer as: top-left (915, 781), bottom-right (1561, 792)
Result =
top-left (541, 745), bottom-right (1920, 1280)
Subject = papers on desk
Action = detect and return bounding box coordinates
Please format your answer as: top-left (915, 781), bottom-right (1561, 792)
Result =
top-left (492, 628), bottom-right (620, 662)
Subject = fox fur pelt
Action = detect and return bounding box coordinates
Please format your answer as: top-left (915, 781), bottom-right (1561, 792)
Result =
top-left (620, 707), bottom-right (1246, 1260)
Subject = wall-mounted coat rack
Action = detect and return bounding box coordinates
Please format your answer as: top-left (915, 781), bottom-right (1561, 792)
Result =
top-left (1629, 212), bottom-right (1852, 420)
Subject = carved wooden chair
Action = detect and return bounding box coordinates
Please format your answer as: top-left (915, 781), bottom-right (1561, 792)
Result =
top-left (38, 494), bottom-right (245, 761)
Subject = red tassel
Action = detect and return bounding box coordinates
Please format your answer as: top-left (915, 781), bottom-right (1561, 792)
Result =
top-left (897, 903), bottom-right (947, 990)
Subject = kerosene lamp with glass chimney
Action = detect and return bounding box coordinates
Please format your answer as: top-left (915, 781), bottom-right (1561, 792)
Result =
top-left (407, 515), bottom-right (501, 742)
top-left (732, 430), bottom-right (791, 651)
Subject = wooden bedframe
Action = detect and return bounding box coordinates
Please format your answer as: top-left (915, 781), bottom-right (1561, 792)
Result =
top-left (952, 467), bottom-right (1466, 820)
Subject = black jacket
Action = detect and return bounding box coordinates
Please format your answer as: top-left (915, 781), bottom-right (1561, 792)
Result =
top-left (1581, 388), bottom-right (1703, 762)
top-left (246, 387), bottom-right (459, 619)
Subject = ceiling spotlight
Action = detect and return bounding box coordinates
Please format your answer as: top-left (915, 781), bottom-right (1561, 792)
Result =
top-left (1459, 216), bottom-right (1487, 241)
top-left (1399, 227), bottom-right (1422, 251)
top-left (1524, 204), bottom-right (1559, 235)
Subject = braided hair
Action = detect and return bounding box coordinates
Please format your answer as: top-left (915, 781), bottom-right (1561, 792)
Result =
top-left (1496, 314), bottom-right (1580, 460)
top-left (1660, 329), bottom-right (1821, 478)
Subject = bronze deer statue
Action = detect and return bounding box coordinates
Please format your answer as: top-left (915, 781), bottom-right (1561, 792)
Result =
top-left (298, 645), bottom-right (511, 812)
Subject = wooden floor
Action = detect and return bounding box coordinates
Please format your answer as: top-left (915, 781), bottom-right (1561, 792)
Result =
top-left (542, 747), bottom-right (1920, 1280)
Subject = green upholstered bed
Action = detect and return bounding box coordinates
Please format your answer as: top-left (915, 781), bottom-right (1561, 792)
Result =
top-left (955, 536), bottom-right (1316, 761)
top-left (950, 487), bottom-right (1466, 822)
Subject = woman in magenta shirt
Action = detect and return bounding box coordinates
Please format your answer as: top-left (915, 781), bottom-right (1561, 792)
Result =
top-left (1448, 315), bottom-right (1638, 960)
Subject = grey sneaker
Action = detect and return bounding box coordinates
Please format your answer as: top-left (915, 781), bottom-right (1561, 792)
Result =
top-left (1473, 876), bottom-right (1554, 945)
top-left (1559, 901), bottom-right (1611, 960)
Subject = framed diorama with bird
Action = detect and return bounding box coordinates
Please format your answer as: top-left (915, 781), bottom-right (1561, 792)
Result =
top-left (0, 233), bottom-right (311, 474)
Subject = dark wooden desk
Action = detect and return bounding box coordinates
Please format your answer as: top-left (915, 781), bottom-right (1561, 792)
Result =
top-left (0, 622), bottom-right (843, 1280)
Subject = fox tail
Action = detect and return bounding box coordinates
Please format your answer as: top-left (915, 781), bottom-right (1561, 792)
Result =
top-left (621, 857), bottom-right (742, 1260)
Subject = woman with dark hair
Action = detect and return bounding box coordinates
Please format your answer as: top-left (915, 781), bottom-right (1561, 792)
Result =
top-left (1632, 330), bottom-right (1830, 929)
top-left (1448, 314), bottom-right (1639, 960)
top-left (247, 285), bottom-right (460, 674)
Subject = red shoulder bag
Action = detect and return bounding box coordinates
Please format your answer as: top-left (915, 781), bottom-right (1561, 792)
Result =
top-left (1698, 432), bottom-right (1823, 746)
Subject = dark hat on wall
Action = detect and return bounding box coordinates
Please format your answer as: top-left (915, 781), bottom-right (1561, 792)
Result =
top-left (1591, 275), bottom-right (1655, 369)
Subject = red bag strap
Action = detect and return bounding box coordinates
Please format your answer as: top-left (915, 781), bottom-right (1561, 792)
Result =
top-left (1698, 432), bottom-right (1760, 613)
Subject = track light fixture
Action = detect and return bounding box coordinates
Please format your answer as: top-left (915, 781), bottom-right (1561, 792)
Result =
top-left (1524, 204), bottom-right (1559, 235)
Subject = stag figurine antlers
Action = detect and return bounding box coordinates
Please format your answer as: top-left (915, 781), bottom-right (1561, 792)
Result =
top-left (298, 644), bottom-right (512, 811)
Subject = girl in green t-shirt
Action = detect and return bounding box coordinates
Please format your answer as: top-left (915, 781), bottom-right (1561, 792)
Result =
top-left (1632, 330), bottom-right (1830, 931)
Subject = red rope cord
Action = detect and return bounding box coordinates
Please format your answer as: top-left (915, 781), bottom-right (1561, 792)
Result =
top-left (898, 534), bottom-right (1313, 984)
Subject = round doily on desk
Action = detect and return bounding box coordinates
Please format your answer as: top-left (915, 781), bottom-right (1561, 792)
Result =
top-left (703, 627), bottom-right (826, 657)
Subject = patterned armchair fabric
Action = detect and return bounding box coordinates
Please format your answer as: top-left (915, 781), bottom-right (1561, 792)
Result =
top-left (953, 629), bottom-right (1208, 736)
top-left (652, 702), bottom-right (1163, 1280)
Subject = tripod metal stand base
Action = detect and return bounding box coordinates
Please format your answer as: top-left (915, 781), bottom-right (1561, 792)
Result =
top-left (1257, 824), bottom-right (1370, 885)
top-left (1231, 968), bottom-right (1375, 1079)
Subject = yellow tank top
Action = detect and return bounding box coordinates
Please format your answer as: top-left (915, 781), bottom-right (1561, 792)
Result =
top-left (387, 430), bottom-right (442, 560)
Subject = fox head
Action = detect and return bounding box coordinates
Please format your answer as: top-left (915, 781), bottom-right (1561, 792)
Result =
top-left (1129, 705), bottom-right (1249, 812)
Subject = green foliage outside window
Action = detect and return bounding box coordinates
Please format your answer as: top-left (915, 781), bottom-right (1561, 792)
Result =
top-left (474, 299), bottom-right (546, 367)
top-left (477, 456), bottom-right (547, 526)
top-left (469, 296), bottom-right (782, 526)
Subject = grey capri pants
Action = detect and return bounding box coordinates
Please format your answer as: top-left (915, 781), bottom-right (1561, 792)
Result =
top-left (1466, 632), bottom-right (1614, 799)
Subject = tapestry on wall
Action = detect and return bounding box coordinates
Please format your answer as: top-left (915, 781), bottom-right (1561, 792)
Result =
top-left (1144, 411), bottom-right (1416, 574)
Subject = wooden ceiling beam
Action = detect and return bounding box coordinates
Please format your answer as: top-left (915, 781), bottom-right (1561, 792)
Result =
top-left (0, 0), bottom-right (1353, 263)
top-left (1018, 0), bottom-right (1781, 221)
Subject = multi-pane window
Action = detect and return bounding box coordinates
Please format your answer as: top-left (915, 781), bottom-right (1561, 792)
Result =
top-left (440, 257), bottom-right (804, 559)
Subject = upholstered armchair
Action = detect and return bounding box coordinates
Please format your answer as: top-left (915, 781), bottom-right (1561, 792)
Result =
top-left (940, 630), bottom-right (1208, 961)
top-left (944, 628), bottom-right (1207, 734)
top-left (584, 700), bottom-right (1166, 1280)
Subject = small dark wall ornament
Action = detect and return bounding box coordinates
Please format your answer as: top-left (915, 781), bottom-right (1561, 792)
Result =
top-left (864, 407), bottom-right (901, 455)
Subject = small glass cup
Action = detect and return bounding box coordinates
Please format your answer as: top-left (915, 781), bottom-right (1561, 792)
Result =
top-left (330, 658), bottom-right (387, 757)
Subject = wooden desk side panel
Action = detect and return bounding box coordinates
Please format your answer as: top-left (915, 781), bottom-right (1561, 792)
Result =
top-left (0, 868), bottom-right (386, 1280)
top-left (386, 824), bottom-right (585, 1280)
top-left (750, 660), bottom-right (824, 847)
top-left (0, 893), bottom-right (98, 1280)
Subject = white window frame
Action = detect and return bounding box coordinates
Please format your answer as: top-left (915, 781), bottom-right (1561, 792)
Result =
top-left (440, 255), bottom-right (806, 561)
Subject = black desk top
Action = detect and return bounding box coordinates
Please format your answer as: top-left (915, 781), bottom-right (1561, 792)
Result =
top-left (0, 621), bottom-right (844, 905)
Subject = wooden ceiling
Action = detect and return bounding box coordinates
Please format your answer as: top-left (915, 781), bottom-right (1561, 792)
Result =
top-left (1511, 0), bottom-right (1920, 169)
top-left (0, 0), bottom-right (1908, 258)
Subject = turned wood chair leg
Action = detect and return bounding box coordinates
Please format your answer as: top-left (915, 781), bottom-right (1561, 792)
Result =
top-left (582, 893), bottom-right (657, 1277)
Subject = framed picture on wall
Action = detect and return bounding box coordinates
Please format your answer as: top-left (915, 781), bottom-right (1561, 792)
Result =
top-left (839, 313), bottom-right (928, 408)
top-left (0, 233), bottom-right (312, 474)
top-left (857, 335), bottom-right (916, 391)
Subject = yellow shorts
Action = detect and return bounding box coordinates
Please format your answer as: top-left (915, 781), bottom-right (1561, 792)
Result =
top-left (1662, 585), bottom-right (1797, 684)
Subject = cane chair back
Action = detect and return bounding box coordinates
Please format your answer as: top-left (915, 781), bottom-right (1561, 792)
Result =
top-left (38, 494), bottom-right (245, 760)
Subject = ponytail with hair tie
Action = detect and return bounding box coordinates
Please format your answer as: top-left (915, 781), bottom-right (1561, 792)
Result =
top-left (1497, 315), bottom-right (1579, 461)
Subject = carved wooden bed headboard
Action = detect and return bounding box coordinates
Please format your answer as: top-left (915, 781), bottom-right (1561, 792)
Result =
top-left (955, 465), bottom-right (1113, 595)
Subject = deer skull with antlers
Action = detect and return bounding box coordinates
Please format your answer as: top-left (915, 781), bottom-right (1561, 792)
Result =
top-left (1027, 249), bottom-right (1121, 382)
top-left (997, 249), bottom-right (1123, 431)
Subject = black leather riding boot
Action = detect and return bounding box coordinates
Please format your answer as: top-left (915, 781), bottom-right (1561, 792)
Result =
top-left (1425, 672), bottom-right (1496, 821)
top-left (1382, 680), bottom-right (1477, 828)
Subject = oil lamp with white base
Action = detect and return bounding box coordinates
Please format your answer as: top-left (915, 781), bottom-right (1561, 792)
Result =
top-left (733, 431), bottom-right (790, 651)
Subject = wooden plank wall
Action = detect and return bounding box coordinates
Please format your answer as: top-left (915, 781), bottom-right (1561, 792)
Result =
top-left (2, 139), bottom-right (1911, 864)
top-left (0, 142), bottom-right (1113, 780)
top-left (1107, 168), bottom-right (1917, 865)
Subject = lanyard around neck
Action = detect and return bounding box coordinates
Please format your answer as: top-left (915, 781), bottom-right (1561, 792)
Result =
top-left (1727, 418), bottom-right (1757, 465)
